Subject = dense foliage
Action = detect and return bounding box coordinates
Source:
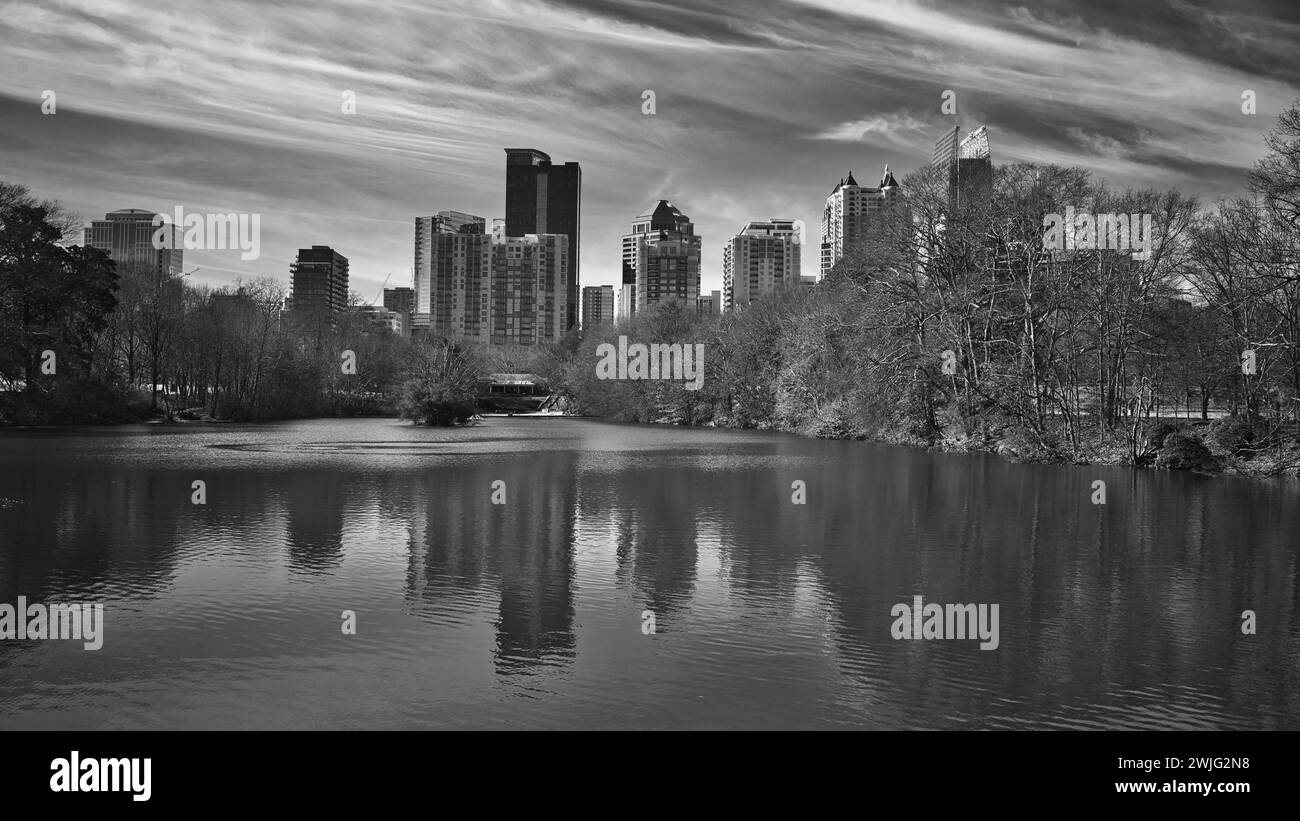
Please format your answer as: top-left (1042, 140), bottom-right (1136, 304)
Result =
top-left (554, 101), bottom-right (1300, 476)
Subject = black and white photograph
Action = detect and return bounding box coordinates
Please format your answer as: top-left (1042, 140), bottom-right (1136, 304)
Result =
top-left (1, 0), bottom-right (1296, 803)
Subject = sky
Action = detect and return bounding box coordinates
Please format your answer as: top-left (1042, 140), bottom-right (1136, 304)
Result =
top-left (1, 0), bottom-right (1298, 301)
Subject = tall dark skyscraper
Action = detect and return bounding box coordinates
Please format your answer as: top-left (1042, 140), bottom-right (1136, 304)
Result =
top-left (504, 148), bottom-right (581, 332)
top-left (288, 245), bottom-right (349, 322)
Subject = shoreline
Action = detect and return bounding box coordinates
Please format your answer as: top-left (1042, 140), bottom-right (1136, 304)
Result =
top-left (5, 411), bottom-right (1299, 483)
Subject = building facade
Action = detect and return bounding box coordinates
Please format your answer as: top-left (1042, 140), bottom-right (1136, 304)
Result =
top-left (83, 208), bottom-right (183, 277)
top-left (932, 125), bottom-right (992, 209)
top-left (819, 167), bottom-right (901, 279)
top-left (414, 210), bottom-right (487, 334)
top-left (429, 229), bottom-right (493, 342)
top-left (383, 286), bottom-right (415, 337)
top-left (490, 234), bottom-right (570, 345)
top-left (581, 285), bottom-right (615, 329)
top-left (617, 283), bottom-right (635, 321)
top-left (505, 149), bottom-right (581, 332)
top-left (622, 200), bottom-right (701, 315)
top-left (287, 246), bottom-right (349, 320)
top-left (350, 304), bottom-right (405, 335)
top-left (723, 219), bottom-right (801, 311)
top-left (415, 215), bottom-right (571, 346)
top-left (695, 290), bottom-right (722, 317)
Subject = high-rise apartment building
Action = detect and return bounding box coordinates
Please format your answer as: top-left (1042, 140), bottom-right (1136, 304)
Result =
top-left (414, 212), bottom-right (571, 346)
top-left (430, 229), bottom-right (493, 342)
top-left (622, 200), bottom-right (701, 314)
top-left (581, 285), bottom-right (615, 329)
top-left (83, 208), bottom-right (183, 277)
top-left (505, 149), bottom-right (581, 332)
top-left (287, 246), bottom-right (349, 320)
top-left (490, 234), bottom-right (570, 345)
top-left (723, 219), bottom-right (802, 311)
top-left (414, 210), bottom-right (487, 334)
top-left (819, 167), bottom-right (901, 279)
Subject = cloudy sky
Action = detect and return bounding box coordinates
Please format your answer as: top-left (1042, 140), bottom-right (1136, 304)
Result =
top-left (1, 0), bottom-right (1297, 299)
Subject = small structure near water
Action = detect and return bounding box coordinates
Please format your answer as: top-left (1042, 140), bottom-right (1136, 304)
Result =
top-left (476, 373), bottom-right (550, 414)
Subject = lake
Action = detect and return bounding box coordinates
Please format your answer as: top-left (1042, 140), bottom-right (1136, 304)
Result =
top-left (0, 417), bottom-right (1296, 729)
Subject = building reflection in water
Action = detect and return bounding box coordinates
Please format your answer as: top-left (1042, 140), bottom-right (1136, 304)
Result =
top-left (402, 452), bottom-right (578, 676)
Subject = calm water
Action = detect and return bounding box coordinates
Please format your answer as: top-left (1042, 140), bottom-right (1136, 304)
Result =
top-left (0, 418), bottom-right (1296, 730)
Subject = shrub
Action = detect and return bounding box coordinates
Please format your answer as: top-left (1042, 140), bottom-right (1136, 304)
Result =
top-left (0, 376), bottom-right (137, 424)
top-left (1209, 415), bottom-right (1257, 457)
top-left (1155, 432), bottom-right (1219, 472)
top-left (1144, 422), bottom-right (1180, 451)
top-left (397, 378), bottom-right (477, 426)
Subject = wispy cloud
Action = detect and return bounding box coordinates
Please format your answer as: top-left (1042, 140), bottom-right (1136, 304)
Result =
top-left (0, 0), bottom-right (1296, 294)
top-left (813, 113), bottom-right (930, 144)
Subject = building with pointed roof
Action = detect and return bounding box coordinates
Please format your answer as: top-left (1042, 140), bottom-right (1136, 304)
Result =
top-left (620, 200), bottom-right (701, 318)
top-left (819, 165), bottom-right (903, 279)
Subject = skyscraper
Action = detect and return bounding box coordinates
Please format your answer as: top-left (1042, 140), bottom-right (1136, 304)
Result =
top-left (723, 219), bottom-right (802, 311)
top-left (288, 246), bottom-right (349, 321)
top-left (932, 125), bottom-right (992, 209)
top-left (505, 149), bottom-right (581, 332)
top-left (422, 220), bottom-right (492, 341)
top-left (624, 200), bottom-right (701, 314)
top-left (490, 234), bottom-right (570, 345)
top-left (414, 210), bottom-right (487, 334)
top-left (933, 126), bottom-right (960, 206)
top-left (414, 211), bottom-right (570, 346)
top-left (819, 166), bottom-right (901, 278)
top-left (581, 285), bottom-right (615, 329)
top-left (957, 126), bottom-right (993, 206)
top-left (83, 208), bottom-right (183, 277)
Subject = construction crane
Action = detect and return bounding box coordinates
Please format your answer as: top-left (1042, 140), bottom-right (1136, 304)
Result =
top-left (371, 272), bottom-right (392, 306)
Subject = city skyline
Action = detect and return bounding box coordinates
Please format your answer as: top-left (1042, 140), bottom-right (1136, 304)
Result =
top-left (2, 0), bottom-right (1296, 303)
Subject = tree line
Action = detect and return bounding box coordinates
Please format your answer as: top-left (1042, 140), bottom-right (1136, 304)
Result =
top-left (555, 101), bottom-right (1300, 476)
top-left (4, 100), bottom-right (1298, 477)
top-left (0, 192), bottom-right (512, 426)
